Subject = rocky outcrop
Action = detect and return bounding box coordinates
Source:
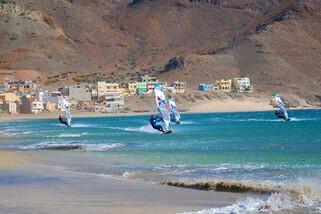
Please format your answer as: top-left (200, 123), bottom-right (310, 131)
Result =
top-left (0, 1), bottom-right (57, 28)
top-left (163, 57), bottom-right (185, 73)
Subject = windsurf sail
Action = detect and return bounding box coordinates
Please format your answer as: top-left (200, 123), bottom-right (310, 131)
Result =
top-left (274, 94), bottom-right (289, 120)
top-left (59, 97), bottom-right (72, 126)
top-left (154, 85), bottom-right (171, 131)
top-left (168, 97), bottom-right (181, 124)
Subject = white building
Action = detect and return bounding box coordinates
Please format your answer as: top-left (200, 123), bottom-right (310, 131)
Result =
top-left (139, 75), bottom-right (158, 84)
top-left (69, 85), bottom-right (91, 101)
top-left (105, 93), bottom-right (125, 112)
top-left (37, 90), bottom-right (50, 103)
top-left (31, 101), bottom-right (44, 114)
top-left (233, 77), bottom-right (253, 93)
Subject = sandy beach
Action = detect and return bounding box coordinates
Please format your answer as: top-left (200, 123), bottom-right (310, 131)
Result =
top-left (0, 150), bottom-right (256, 214)
top-left (0, 98), bottom-right (277, 122)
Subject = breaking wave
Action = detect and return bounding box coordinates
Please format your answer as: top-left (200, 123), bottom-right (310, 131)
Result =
top-left (18, 142), bottom-right (124, 151)
top-left (172, 180), bottom-right (321, 214)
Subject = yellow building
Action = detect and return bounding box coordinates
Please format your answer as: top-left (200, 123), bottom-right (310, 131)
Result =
top-left (45, 102), bottom-right (58, 112)
top-left (216, 79), bottom-right (232, 92)
top-left (97, 82), bottom-right (122, 97)
top-left (0, 93), bottom-right (20, 102)
top-left (127, 83), bottom-right (137, 95)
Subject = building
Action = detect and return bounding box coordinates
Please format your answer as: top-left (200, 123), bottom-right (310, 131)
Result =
top-left (171, 81), bottom-right (186, 93)
top-left (20, 95), bottom-right (44, 114)
top-left (105, 93), bottom-right (125, 112)
top-left (216, 79), bottom-right (232, 92)
top-left (51, 91), bottom-right (61, 96)
top-left (199, 83), bottom-right (214, 92)
top-left (37, 90), bottom-right (50, 103)
top-left (6, 80), bottom-right (37, 95)
top-left (120, 83), bottom-right (137, 96)
top-left (164, 86), bottom-right (176, 93)
top-left (58, 86), bottom-right (69, 96)
top-left (97, 82), bottom-right (122, 97)
top-left (147, 82), bottom-right (168, 93)
top-left (91, 89), bottom-right (98, 100)
top-left (136, 82), bottom-right (148, 94)
top-left (0, 93), bottom-right (20, 102)
top-left (45, 102), bottom-right (58, 112)
top-left (31, 101), bottom-right (44, 114)
top-left (0, 86), bottom-right (8, 93)
top-left (212, 84), bottom-right (220, 92)
top-left (127, 83), bottom-right (137, 95)
top-left (139, 75), bottom-right (158, 83)
top-left (0, 101), bottom-right (17, 114)
top-left (69, 85), bottom-right (91, 101)
top-left (37, 90), bottom-right (61, 105)
top-left (233, 77), bottom-right (253, 93)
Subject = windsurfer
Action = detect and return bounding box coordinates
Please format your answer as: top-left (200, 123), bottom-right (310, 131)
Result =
top-left (59, 115), bottom-right (70, 127)
top-left (273, 94), bottom-right (290, 121)
top-left (149, 114), bottom-right (164, 133)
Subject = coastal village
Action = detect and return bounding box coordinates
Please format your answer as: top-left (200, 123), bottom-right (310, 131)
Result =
top-left (0, 75), bottom-right (253, 115)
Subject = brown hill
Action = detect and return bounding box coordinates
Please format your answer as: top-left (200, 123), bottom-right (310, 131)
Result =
top-left (0, 0), bottom-right (320, 104)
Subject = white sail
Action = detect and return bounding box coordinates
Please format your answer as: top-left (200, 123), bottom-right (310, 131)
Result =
top-left (168, 97), bottom-right (180, 123)
top-left (275, 95), bottom-right (289, 120)
top-left (154, 85), bottom-right (170, 131)
top-left (60, 97), bottom-right (72, 126)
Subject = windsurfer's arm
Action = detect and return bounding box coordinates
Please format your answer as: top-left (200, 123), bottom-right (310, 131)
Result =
top-left (155, 116), bottom-right (162, 122)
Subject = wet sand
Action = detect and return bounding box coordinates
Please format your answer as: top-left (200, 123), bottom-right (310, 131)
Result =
top-left (0, 151), bottom-right (255, 214)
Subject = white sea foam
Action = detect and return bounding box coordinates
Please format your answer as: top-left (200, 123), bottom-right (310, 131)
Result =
top-left (84, 143), bottom-right (124, 151)
top-left (122, 171), bottom-right (139, 179)
top-left (58, 132), bottom-right (88, 138)
top-left (123, 125), bottom-right (160, 134)
top-left (179, 180), bottom-right (321, 214)
top-left (19, 142), bottom-right (124, 151)
top-left (71, 123), bottom-right (93, 128)
top-left (180, 121), bottom-right (195, 125)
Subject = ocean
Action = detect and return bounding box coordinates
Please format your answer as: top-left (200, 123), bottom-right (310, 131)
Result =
top-left (1, 109), bottom-right (321, 213)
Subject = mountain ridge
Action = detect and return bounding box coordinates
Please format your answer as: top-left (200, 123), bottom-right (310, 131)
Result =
top-left (0, 0), bottom-right (321, 104)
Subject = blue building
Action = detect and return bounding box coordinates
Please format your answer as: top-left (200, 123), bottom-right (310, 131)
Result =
top-left (0, 87), bottom-right (8, 93)
top-left (199, 83), bottom-right (214, 92)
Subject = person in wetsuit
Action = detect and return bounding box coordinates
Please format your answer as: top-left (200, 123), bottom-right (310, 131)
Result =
top-left (149, 114), bottom-right (164, 133)
top-left (275, 111), bottom-right (290, 121)
top-left (58, 115), bottom-right (69, 127)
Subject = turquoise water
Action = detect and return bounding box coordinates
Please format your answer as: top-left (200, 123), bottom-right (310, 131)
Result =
top-left (1, 109), bottom-right (321, 184)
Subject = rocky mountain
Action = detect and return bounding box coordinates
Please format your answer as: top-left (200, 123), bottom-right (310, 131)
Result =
top-left (0, 0), bottom-right (321, 104)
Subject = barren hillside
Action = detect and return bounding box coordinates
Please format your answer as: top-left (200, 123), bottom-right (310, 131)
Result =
top-left (0, 0), bottom-right (320, 104)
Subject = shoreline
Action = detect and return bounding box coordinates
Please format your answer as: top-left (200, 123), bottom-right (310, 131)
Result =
top-left (0, 150), bottom-right (257, 214)
top-left (0, 106), bottom-right (319, 122)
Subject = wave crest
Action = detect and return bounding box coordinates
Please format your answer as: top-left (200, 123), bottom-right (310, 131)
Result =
top-left (161, 180), bottom-right (279, 194)
top-left (19, 142), bottom-right (124, 151)
top-left (173, 179), bottom-right (321, 214)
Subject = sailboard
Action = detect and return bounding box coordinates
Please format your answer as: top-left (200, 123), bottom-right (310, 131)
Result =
top-left (168, 97), bottom-right (181, 124)
top-left (274, 94), bottom-right (290, 121)
top-left (60, 97), bottom-right (72, 126)
top-left (154, 85), bottom-right (171, 132)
